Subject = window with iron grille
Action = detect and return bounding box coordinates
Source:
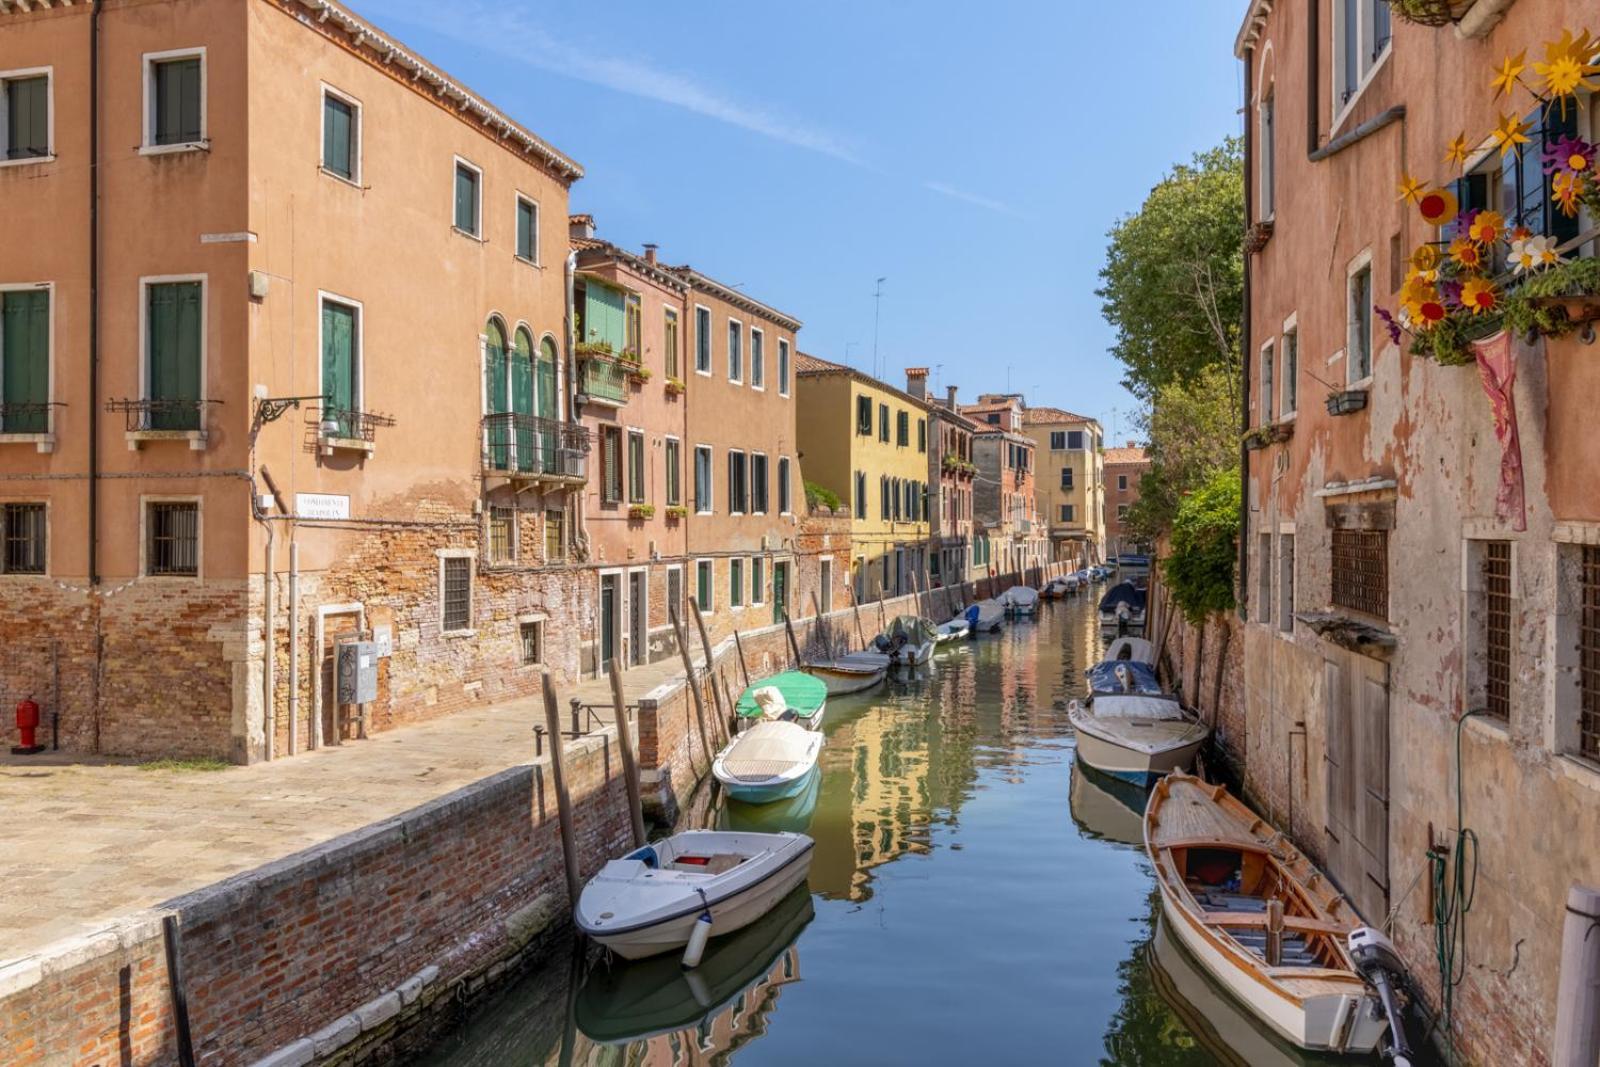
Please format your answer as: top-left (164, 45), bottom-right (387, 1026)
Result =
top-left (442, 556), bottom-right (471, 632)
top-left (1278, 532), bottom-right (1296, 633)
top-left (487, 506), bottom-right (516, 564)
top-left (1, 503), bottom-right (45, 574)
top-left (544, 508), bottom-right (565, 562)
top-left (1331, 527), bottom-right (1387, 618)
top-left (1479, 541), bottom-right (1513, 720)
top-left (600, 426), bottom-right (622, 504)
top-left (146, 501), bottom-right (198, 576)
top-left (520, 621), bottom-right (542, 665)
top-left (1580, 546), bottom-right (1600, 761)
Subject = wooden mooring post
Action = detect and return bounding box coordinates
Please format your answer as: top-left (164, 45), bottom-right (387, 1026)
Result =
top-left (606, 659), bottom-right (647, 850)
top-left (733, 629), bottom-right (752, 690)
top-left (669, 603), bottom-right (713, 771)
top-left (162, 914), bottom-right (197, 1067)
top-left (848, 585), bottom-right (868, 650)
top-left (783, 608), bottom-right (804, 667)
top-left (689, 599), bottom-right (731, 748)
top-left (541, 672), bottom-right (583, 908)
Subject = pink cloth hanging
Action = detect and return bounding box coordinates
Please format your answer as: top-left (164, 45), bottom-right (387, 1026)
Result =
top-left (1472, 331), bottom-right (1526, 532)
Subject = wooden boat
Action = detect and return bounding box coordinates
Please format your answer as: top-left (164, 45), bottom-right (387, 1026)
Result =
top-left (934, 616), bottom-right (970, 643)
top-left (576, 830), bottom-right (813, 960)
top-left (964, 599), bottom-right (1005, 634)
top-left (735, 670), bottom-right (828, 731)
top-left (1068, 662), bottom-right (1207, 785)
top-left (1144, 774), bottom-right (1389, 1054)
top-left (712, 720), bottom-right (823, 803)
top-left (872, 615), bottom-right (937, 665)
top-left (998, 584), bottom-right (1039, 616)
top-left (802, 650), bottom-right (889, 695)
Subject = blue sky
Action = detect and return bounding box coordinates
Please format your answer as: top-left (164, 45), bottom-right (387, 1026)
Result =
top-left (351, 0), bottom-right (1242, 441)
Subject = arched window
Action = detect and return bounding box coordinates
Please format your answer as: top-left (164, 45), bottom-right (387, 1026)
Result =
top-left (537, 336), bottom-right (558, 420)
top-left (484, 317), bottom-right (510, 468)
top-left (510, 327), bottom-right (535, 471)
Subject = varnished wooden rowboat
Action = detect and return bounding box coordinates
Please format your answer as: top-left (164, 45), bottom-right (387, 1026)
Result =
top-left (1143, 773), bottom-right (1389, 1055)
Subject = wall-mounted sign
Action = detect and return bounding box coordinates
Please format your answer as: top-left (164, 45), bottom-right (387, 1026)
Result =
top-left (373, 624), bottom-right (393, 658)
top-left (295, 493), bottom-right (351, 520)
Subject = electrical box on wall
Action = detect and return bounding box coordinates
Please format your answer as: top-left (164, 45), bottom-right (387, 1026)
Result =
top-left (335, 640), bottom-right (379, 705)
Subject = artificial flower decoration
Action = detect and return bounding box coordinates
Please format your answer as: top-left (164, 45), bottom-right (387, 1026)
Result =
top-left (1396, 174), bottom-right (1427, 204)
top-left (1417, 298), bottom-right (1449, 325)
top-left (1468, 210), bottom-right (1506, 245)
top-left (1374, 305), bottom-right (1404, 346)
top-left (1509, 238), bottom-right (1537, 274)
top-left (1492, 112), bottom-right (1533, 157)
top-left (1543, 134), bottom-right (1596, 177)
top-left (1553, 170), bottom-right (1587, 216)
top-left (1417, 187), bottom-right (1459, 226)
top-left (1460, 277), bottom-right (1501, 315)
top-left (1449, 236), bottom-right (1484, 271)
top-left (1409, 244), bottom-right (1442, 275)
top-left (1444, 133), bottom-right (1473, 170)
top-left (1490, 50), bottom-right (1526, 97)
top-left (1510, 225), bottom-right (1534, 243)
top-left (1534, 29), bottom-right (1600, 100)
top-left (1402, 275), bottom-right (1436, 309)
top-left (1528, 233), bottom-right (1565, 268)
top-left (1438, 278), bottom-right (1465, 309)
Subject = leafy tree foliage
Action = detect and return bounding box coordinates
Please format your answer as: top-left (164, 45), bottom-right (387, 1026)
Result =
top-left (1124, 367), bottom-right (1238, 542)
top-left (1164, 468), bottom-right (1241, 624)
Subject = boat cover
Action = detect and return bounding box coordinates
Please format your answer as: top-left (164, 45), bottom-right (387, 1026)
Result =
top-left (1089, 692), bottom-right (1185, 720)
top-left (1099, 581), bottom-right (1148, 613)
top-left (719, 722), bottom-right (818, 781)
top-left (884, 615), bottom-right (938, 645)
top-left (1086, 660), bottom-right (1163, 695)
top-left (736, 671), bottom-right (827, 719)
top-left (1104, 636), bottom-right (1156, 665)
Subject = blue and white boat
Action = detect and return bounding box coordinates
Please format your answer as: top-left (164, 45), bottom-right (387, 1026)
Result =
top-left (1068, 659), bottom-right (1207, 786)
top-left (712, 721), bottom-right (823, 804)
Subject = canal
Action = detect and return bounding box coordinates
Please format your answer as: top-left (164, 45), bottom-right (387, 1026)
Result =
top-left (415, 596), bottom-right (1372, 1066)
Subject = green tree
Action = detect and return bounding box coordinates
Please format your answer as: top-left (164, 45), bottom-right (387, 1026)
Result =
top-left (1124, 367), bottom-right (1238, 541)
top-left (1164, 468), bottom-right (1240, 624)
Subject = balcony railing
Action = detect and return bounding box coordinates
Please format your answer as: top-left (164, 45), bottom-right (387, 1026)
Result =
top-left (107, 397), bottom-right (221, 433)
top-left (482, 412), bottom-right (590, 479)
top-left (317, 405), bottom-right (395, 443)
top-left (0, 401), bottom-right (61, 435)
top-left (579, 353), bottom-right (630, 405)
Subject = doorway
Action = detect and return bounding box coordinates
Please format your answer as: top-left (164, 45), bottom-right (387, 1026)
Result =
top-left (1323, 647), bottom-right (1391, 921)
top-left (628, 569), bottom-right (648, 667)
top-left (772, 560), bottom-right (789, 624)
top-left (599, 572), bottom-right (620, 673)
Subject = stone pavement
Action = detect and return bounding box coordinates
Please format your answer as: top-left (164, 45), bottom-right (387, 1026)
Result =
top-left (0, 654), bottom-right (703, 966)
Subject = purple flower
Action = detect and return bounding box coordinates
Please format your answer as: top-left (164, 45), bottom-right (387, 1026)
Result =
top-left (1544, 134), bottom-right (1596, 177)
top-left (1374, 305), bottom-right (1403, 345)
top-left (1451, 208), bottom-right (1480, 241)
top-left (1438, 279), bottom-right (1465, 309)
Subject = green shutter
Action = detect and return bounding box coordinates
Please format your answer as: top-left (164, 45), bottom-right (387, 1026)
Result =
top-left (7, 77), bottom-right (48, 159)
top-left (321, 299), bottom-right (357, 436)
top-left (517, 200), bottom-right (536, 260)
top-left (148, 282), bottom-right (201, 430)
top-left (1, 290), bottom-right (49, 432)
top-left (454, 165), bottom-right (478, 233)
top-left (323, 95), bottom-right (353, 179)
top-left (155, 59), bottom-right (201, 146)
top-left (511, 331), bottom-right (534, 470)
top-left (483, 321), bottom-right (509, 467)
top-left (583, 283), bottom-right (627, 352)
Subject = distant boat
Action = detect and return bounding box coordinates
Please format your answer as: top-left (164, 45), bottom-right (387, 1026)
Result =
top-left (872, 615), bottom-right (937, 665)
top-left (713, 720), bottom-right (823, 804)
top-left (934, 616), bottom-right (970, 643)
top-left (964, 599), bottom-right (1005, 633)
top-left (735, 670), bottom-right (828, 731)
top-left (1099, 580), bottom-right (1148, 633)
top-left (998, 585), bottom-right (1039, 617)
top-left (802, 650), bottom-right (890, 695)
top-left (1068, 659), bottom-right (1207, 785)
top-left (576, 830), bottom-right (814, 960)
top-left (1144, 774), bottom-right (1389, 1055)
top-left (1042, 574), bottom-right (1077, 599)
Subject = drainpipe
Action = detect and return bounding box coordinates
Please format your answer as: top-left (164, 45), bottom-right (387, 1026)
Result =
top-left (288, 541), bottom-right (300, 755)
top-left (262, 523), bottom-right (275, 760)
top-left (89, 0), bottom-right (102, 586)
top-left (1305, 0), bottom-right (1319, 158)
top-left (1238, 46), bottom-right (1254, 622)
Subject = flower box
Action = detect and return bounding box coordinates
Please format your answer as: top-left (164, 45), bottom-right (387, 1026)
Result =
top-left (627, 504), bottom-right (655, 520)
top-left (1326, 389), bottom-right (1369, 416)
top-left (1243, 220), bottom-right (1274, 255)
top-left (664, 505), bottom-right (688, 520)
top-left (664, 377), bottom-right (686, 396)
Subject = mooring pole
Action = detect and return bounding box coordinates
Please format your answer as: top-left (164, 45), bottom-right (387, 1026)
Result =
top-left (848, 585), bottom-right (868, 650)
top-left (733, 629), bottom-right (752, 691)
top-left (876, 592), bottom-right (887, 633)
top-left (720, 674), bottom-right (739, 738)
top-left (607, 659), bottom-right (647, 850)
top-left (162, 914), bottom-right (197, 1067)
top-left (1555, 884), bottom-right (1600, 1065)
top-left (669, 603), bottom-right (713, 773)
top-left (783, 607), bottom-right (803, 668)
top-left (689, 599), bottom-right (731, 748)
top-left (541, 672), bottom-right (583, 907)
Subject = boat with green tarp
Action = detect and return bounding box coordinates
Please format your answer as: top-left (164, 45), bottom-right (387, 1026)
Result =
top-left (735, 670), bottom-right (829, 730)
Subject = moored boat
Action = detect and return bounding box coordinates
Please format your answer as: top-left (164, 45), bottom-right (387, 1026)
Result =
top-left (713, 720), bottom-right (823, 803)
top-left (1099, 580), bottom-right (1148, 633)
top-left (964, 599), bottom-right (1005, 633)
top-left (802, 650), bottom-right (890, 695)
top-left (1041, 575), bottom-right (1073, 599)
top-left (576, 830), bottom-right (814, 960)
top-left (1104, 635), bottom-right (1157, 666)
top-left (934, 616), bottom-right (970, 643)
top-left (998, 584), bottom-right (1039, 616)
top-left (872, 614), bottom-right (937, 665)
top-left (735, 670), bottom-right (828, 731)
top-left (1068, 659), bottom-right (1207, 785)
top-left (1144, 773), bottom-right (1389, 1055)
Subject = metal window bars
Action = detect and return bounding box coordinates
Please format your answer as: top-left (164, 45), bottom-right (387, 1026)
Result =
top-left (0, 400), bottom-right (63, 435)
top-left (316, 405), bottom-right (394, 442)
top-left (1482, 541), bottom-right (1512, 720)
top-left (2, 503), bottom-right (46, 574)
top-left (1331, 528), bottom-right (1388, 619)
top-left (147, 502), bottom-right (199, 576)
top-left (1581, 546), bottom-right (1600, 761)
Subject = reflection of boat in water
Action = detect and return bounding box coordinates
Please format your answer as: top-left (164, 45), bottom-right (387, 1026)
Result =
top-left (1067, 755), bottom-right (1148, 846)
top-left (576, 884), bottom-right (814, 1045)
top-left (719, 765), bottom-right (821, 834)
top-left (1147, 914), bottom-right (1362, 1067)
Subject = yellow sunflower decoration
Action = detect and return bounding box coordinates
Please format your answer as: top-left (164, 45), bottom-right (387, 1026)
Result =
top-left (1553, 171), bottom-right (1586, 217)
top-left (1396, 174), bottom-right (1426, 204)
top-left (1492, 113), bottom-right (1533, 157)
top-left (1460, 277), bottom-right (1501, 315)
top-left (1417, 188), bottom-right (1459, 226)
top-left (1468, 210), bottom-right (1506, 245)
top-left (1444, 133), bottom-right (1472, 169)
top-left (1449, 236), bottom-right (1485, 271)
top-left (1490, 51), bottom-right (1526, 97)
top-left (1534, 29), bottom-right (1600, 100)
top-left (1409, 244), bottom-right (1442, 276)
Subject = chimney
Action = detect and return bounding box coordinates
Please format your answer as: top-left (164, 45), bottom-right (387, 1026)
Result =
top-left (1126, 439), bottom-right (1134, 449)
top-left (643, 243), bottom-right (658, 265)
top-left (568, 213), bottom-right (596, 240)
top-left (946, 385), bottom-right (958, 410)
top-left (905, 367), bottom-right (928, 400)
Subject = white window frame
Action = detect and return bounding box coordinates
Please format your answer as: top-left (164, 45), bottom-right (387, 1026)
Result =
top-left (727, 447), bottom-right (747, 516)
top-left (452, 155), bottom-right (484, 240)
top-left (1346, 250), bottom-right (1374, 387)
top-left (726, 317), bottom-right (743, 384)
top-left (140, 48), bottom-right (207, 155)
top-left (514, 192), bottom-right (540, 265)
top-left (750, 450), bottom-right (768, 515)
top-left (437, 547), bottom-right (477, 636)
top-left (663, 304), bottom-right (681, 379)
top-left (0, 498), bottom-right (49, 577)
top-left (818, 555), bottom-right (833, 613)
top-left (316, 288), bottom-right (363, 423)
top-left (665, 563), bottom-right (685, 623)
top-left (0, 66), bottom-right (54, 167)
top-left (778, 337), bottom-right (791, 397)
top-left (695, 557), bottom-right (715, 614)
top-left (694, 304), bottom-right (713, 376)
top-left (1281, 313), bottom-right (1300, 418)
top-left (694, 444), bottom-right (714, 515)
top-left (140, 273), bottom-right (210, 411)
top-left (750, 327), bottom-right (765, 391)
top-left (0, 281), bottom-right (56, 446)
top-left (319, 82), bottom-right (362, 187)
top-left (1331, 0), bottom-right (1393, 133)
top-left (139, 494), bottom-right (204, 582)
top-left (664, 433), bottom-right (682, 508)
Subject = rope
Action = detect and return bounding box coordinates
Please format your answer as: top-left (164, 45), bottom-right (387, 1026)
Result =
top-left (1428, 710), bottom-right (1482, 1058)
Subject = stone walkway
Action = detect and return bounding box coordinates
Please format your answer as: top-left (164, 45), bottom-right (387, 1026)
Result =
top-left (0, 655), bottom-right (705, 967)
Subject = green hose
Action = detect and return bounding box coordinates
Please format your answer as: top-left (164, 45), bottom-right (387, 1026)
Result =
top-left (1428, 709), bottom-right (1482, 1061)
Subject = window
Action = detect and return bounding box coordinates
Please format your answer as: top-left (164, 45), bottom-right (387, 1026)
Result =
top-left (1579, 546), bottom-right (1600, 761)
top-left (694, 445), bottom-right (713, 513)
top-left (1258, 88), bottom-right (1275, 220)
top-left (145, 280), bottom-right (205, 432)
top-left (321, 88), bottom-right (359, 182)
top-left (1347, 261), bottom-right (1372, 382)
top-left (727, 320), bottom-right (743, 382)
top-left (1117, 474), bottom-right (1128, 491)
top-left (1283, 326), bottom-right (1299, 415)
top-left (1049, 430), bottom-right (1065, 450)
top-left (487, 505), bottom-right (515, 564)
top-left (727, 450), bottom-right (747, 514)
top-left (856, 395), bottom-right (873, 435)
top-left (751, 453), bottom-right (769, 514)
top-left (1, 503), bottom-right (45, 574)
top-left (696, 559), bottom-right (714, 612)
top-left (778, 457), bottom-right (791, 515)
top-left (778, 339), bottom-right (791, 396)
top-left (750, 329), bottom-right (764, 389)
top-left (625, 294), bottom-right (642, 358)
top-left (516, 196), bottom-right (538, 262)
top-left (917, 418), bottom-right (927, 453)
top-left (1, 288), bottom-right (49, 433)
top-left (1118, 503), bottom-right (1131, 520)
top-left (879, 403), bottom-right (890, 443)
top-left (1477, 540), bottom-right (1513, 720)
top-left (1060, 468), bottom-right (1073, 490)
top-left (1059, 504), bottom-right (1074, 523)
top-left (695, 307), bottom-right (712, 374)
top-left (599, 426), bottom-right (622, 504)
top-left (752, 557), bottom-right (765, 604)
top-left (454, 159), bottom-right (481, 237)
top-left (144, 51), bottom-right (204, 149)
top-left (1452, 104), bottom-right (1583, 262)
top-left (627, 430), bottom-right (646, 504)
top-left (731, 558), bottom-right (744, 608)
top-left (986, 413), bottom-right (1000, 425)
top-left (855, 471), bottom-right (867, 519)
top-left (146, 501), bottom-right (198, 577)
top-left (318, 293), bottom-right (358, 437)
top-left (520, 620), bottom-right (542, 665)
top-left (441, 555), bottom-right (472, 632)
top-left (2, 71), bottom-right (50, 161)
top-left (1278, 532), bottom-right (1296, 633)
top-left (545, 508), bottom-right (565, 561)
top-left (880, 475), bottom-right (890, 520)
top-left (1261, 340), bottom-right (1276, 423)
top-left (896, 410), bottom-right (909, 447)
top-left (1067, 430), bottom-right (1085, 450)
top-left (665, 438), bottom-right (681, 507)
top-left (664, 309), bottom-right (680, 379)
top-left (1257, 532), bottom-right (1273, 626)
top-left (1334, 0), bottom-right (1391, 112)
top-left (667, 567), bottom-right (684, 623)
top-left (1331, 527), bottom-right (1388, 618)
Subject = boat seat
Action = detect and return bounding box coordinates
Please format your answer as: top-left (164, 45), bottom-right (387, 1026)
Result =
top-left (626, 845), bottom-right (660, 870)
top-left (1202, 910), bottom-right (1350, 936)
top-left (671, 853), bottom-right (745, 875)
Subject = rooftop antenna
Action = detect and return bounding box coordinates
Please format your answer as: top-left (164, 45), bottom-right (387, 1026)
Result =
top-left (872, 277), bottom-right (887, 379)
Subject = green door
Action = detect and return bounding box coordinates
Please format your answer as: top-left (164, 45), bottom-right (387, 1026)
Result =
top-left (148, 282), bottom-right (202, 430)
top-left (772, 561), bottom-right (789, 625)
top-left (511, 328), bottom-right (535, 471)
top-left (483, 319), bottom-right (508, 468)
top-left (1, 290), bottom-right (48, 433)
top-left (321, 298), bottom-right (358, 437)
top-left (536, 337), bottom-right (558, 472)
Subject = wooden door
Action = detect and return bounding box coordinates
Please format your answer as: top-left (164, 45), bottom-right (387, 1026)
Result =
top-left (1323, 648), bottom-right (1391, 921)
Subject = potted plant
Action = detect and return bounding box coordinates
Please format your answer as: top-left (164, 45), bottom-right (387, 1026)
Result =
top-left (664, 504), bottom-right (688, 520)
top-left (627, 503), bottom-right (655, 520)
top-left (664, 376), bottom-right (686, 396)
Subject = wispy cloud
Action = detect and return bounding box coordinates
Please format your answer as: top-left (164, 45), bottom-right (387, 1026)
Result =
top-left (374, 1), bottom-right (864, 165)
top-left (924, 181), bottom-right (1029, 219)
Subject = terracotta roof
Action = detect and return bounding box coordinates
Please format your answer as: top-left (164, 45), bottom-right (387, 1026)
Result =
top-left (667, 267), bottom-right (803, 332)
top-left (794, 353), bottom-right (931, 410)
top-left (1104, 447), bottom-right (1150, 466)
top-left (1021, 406), bottom-right (1097, 426)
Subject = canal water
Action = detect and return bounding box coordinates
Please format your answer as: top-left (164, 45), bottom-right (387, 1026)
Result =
top-left (415, 596), bottom-right (1375, 1066)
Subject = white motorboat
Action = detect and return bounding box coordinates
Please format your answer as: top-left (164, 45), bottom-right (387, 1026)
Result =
top-left (576, 830), bottom-right (814, 961)
top-left (934, 617), bottom-right (970, 643)
top-left (713, 720), bottom-right (823, 804)
top-left (998, 585), bottom-right (1039, 617)
top-left (1042, 575), bottom-right (1077, 599)
top-left (802, 650), bottom-right (890, 695)
top-left (1104, 635), bottom-right (1157, 666)
top-left (963, 599), bottom-right (1005, 634)
top-left (1099, 581), bottom-right (1149, 633)
top-left (872, 615), bottom-right (937, 665)
top-left (1069, 661), bottom-right (1207, 786)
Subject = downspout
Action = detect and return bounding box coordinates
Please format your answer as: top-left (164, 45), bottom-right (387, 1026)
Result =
top-left (1239, 46), bottom-right (1253, 622)
top-left (1306, 0), bottom-right (1319, 159)
top-left (89, 0), bottom-right (102, 586)
top-left (565, 248), bottom-right (589, 563)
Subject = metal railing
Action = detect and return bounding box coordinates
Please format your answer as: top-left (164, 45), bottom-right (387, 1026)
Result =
top-left (0, 400), bottom-right (61, 434)
top-left (317, 405), bottom-right (395, 442)
top-left (482, 412), bottom-right (590, 477)
top-left (106, 397), bottom-right (220, 433)
top-left (534, 697), bottom-right (640, 755)
top-left (580, 353), bottom-right (631, 404)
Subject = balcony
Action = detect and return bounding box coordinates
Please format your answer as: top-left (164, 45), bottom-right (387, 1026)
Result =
top-left (482, 412), bottom-right (590, 483)
top-left (0, 401), bottom-right (61, 452)
top-left (107, 397), bottom-right (221, 450)
top-left (577, 349), bottom-right (633, 406)
top-left (316, 405), bottom-right (395, 456)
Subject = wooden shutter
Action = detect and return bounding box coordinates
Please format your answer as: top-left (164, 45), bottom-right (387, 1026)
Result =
top-left (155, 59), bottom-right (202, 145)
top-left (149, 282), bottom-right (202, 430)
top-left (584, 284), bottom-right (627, 352)
top-left (454, 165), bottom-right (478, 233)
top-left (323, 95), bottom-right (353, 178)
top-left (320, 299), bottom-right (356, 435)
top-left (517, 199), bottom-right (537, 260)
top-left (2, 290), bottom-right (49, 432)
top-left (7, 76), bottom-right (48, 158)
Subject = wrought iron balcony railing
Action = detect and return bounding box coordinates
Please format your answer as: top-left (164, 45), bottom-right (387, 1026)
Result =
top-left (317, 405), bottom-right (395, 442)
top-left (0, 401), bottom-right (62, 434)
top-left (482, 412), bottom-right (590, 479)
top-left (106, 397), bottom-right (221, 433)
top-left (579, 353), bottom-right (630, 405)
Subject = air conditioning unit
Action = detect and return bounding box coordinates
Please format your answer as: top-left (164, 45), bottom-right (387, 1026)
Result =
top-left (557, 448), bottom-right (587, 478)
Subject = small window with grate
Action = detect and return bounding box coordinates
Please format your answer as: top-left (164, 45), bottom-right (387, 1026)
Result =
top-left (544, 509), bottom-right (565, 562)
top-left (520, 620), bottom-right (542, 665)
top-left (2, 502), bottom-right (46, 574)
top-left (487, 506), bottom-right (516, 564)
top-left (441, 555), bottom-right (472, 632)
top-left (1331, 527), bottom-right (1387, 618)
top-left (1479, 541), bottom-right (1513, 721)
top-left (1278, 532), bottom-right (1296, 633)
top-left (146, 501), bottom-right (198, 576)
top-left (1580, 546), bottom-right (1600, 761)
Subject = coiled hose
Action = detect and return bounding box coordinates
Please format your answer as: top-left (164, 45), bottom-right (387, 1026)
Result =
top-left (1428, 709), bottom-right (1482, 1059)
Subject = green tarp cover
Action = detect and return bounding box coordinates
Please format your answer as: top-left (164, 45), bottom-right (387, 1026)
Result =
top-left (736, 671), bottom-right (827, 720)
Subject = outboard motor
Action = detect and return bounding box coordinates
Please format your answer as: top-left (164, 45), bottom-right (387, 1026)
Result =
top-left (872, 634), bottom-right (892, 653)
top-left (1346, 926), bottom-right (1414, 1066)
top-left (964, 604), bottom-right (981, 636)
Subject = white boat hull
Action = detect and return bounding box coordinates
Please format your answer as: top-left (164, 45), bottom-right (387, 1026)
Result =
top-left (805, 664), bottom-right (886, 695)
top-left (1069, 703), bottom-right (1207, 786)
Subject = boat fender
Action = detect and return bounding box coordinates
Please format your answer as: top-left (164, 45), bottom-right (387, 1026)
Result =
top-left (681, 889), bottom-right (713, 970)
top-left (683, 967), bottom-right (713, 1008)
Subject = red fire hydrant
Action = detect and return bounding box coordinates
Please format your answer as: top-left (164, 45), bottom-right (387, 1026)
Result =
top-left (12, 697), bottom-right (45, 755)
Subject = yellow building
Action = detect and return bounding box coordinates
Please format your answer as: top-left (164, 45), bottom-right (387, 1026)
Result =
top-left (794, 354), bottom-right (931, 600)
top-left (1021, 407), bottom-right (1105, 566)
